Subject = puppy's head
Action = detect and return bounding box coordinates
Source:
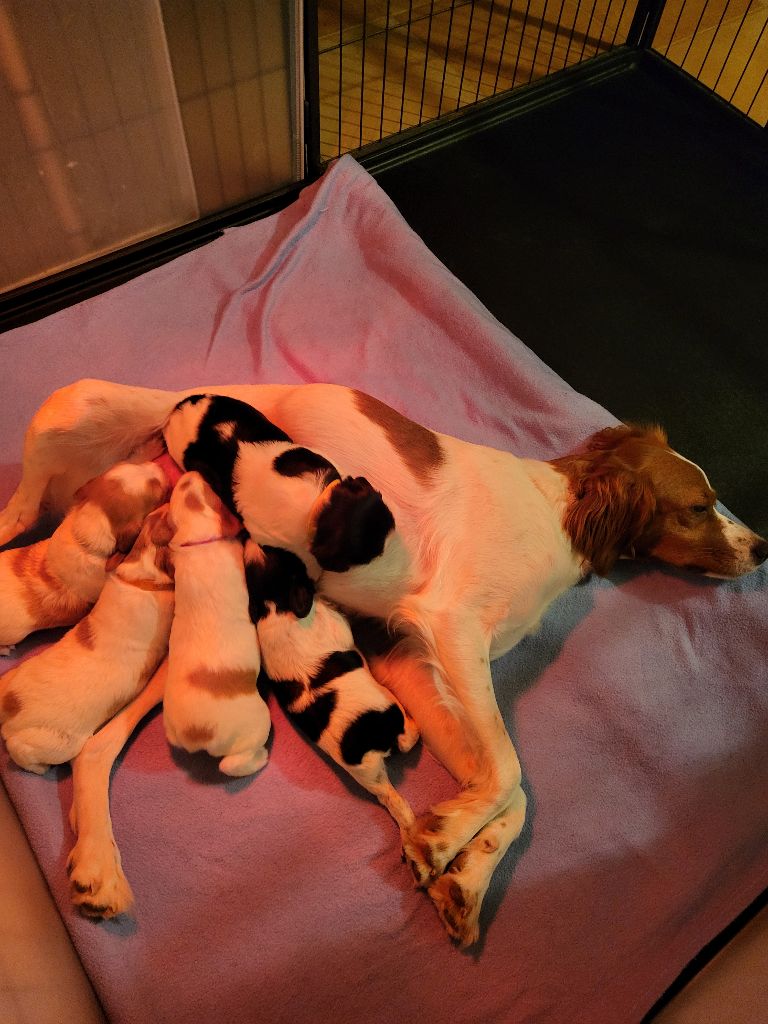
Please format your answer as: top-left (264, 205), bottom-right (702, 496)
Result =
top-left (169, 471), bottom-right (242, 547)
top-left (114, 505), bottom-right (175, 587)
top-left (244, 541), bottom-right (315, 621)
top-left (558, 424), bottom-right (768, 577)
top-left (309, 476), bottom-right (395, 573)
top-left (72, 461), bottom-right (169, 563)
top-left (163, 394), bottom-right (292, 513)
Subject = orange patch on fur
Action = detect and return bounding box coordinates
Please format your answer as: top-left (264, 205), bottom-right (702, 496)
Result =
top-left (184, 491), bottom-right (206, 512)
top-left (73, 617), bottom-right (96, 650)
top-left (13, 541), bottom-right (87, 628)
top-left (186, 666), bottom-right (257, 699)
top-left (354, 391), bottom-right (444, 481)
top-left (182, 723), bottom-right (216, 746)
top-left (2, 690), bottom-right (22, 719)
top-left (76, 476), bottom-right (163, 554)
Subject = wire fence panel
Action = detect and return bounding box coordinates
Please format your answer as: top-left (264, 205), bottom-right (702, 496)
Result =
top-left (652, 0), bottom-right (768, 125)
top-left (317, 0), bottom-right (639, 159)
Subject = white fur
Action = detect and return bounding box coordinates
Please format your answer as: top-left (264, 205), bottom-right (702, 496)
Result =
top-left (0, 507), bottom-right (174, 774)
top-left (163, 473), bottom-right (270, 777)
top-left (2, 378), bottom-right (766, 948)
top-left (0, 460), bottom-right (167, 654)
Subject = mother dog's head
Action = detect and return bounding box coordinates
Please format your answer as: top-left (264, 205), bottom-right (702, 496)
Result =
top-left (554, 424), bottom-right (768, 578)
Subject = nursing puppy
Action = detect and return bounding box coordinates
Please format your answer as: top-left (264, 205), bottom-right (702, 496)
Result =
top-left (0, 506), bottom-right (174, 774)
top-left (245, 541), bottom-right (418, 836)
top-left (0, 460), bottom-right (167, 655)
top-left (164, 394), bottom-right (400, 586)
top-left (164, 472), bottom-right (271, 777)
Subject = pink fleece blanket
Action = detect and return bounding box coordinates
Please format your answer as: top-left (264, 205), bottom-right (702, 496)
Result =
top-left (1, 155), bottom-right (767, 1024)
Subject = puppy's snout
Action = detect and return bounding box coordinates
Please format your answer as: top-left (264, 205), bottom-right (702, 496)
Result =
top-left (751, 537), bottom-right (768, 566)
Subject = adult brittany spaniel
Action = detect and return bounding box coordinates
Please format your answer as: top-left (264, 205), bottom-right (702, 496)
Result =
top-left (1, 379), bottom-right (765, 946)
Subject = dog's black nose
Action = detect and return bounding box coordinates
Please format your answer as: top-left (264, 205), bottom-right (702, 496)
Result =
top-left (751, 537), bottom-right (768, 565)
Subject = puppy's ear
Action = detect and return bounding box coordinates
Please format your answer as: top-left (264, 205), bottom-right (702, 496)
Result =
top-left (310, 477), bottom-right (395, 573)
top-left (114, 518), bottom-right (145, 554)
top-left (105, 552), bottom-right (125, 573)
top-left (149, 508), bottom-right (174, 548)
top-left (288, 575), bottom-right (314, 619)
top-left (564, 468), bottom-right (656, 576)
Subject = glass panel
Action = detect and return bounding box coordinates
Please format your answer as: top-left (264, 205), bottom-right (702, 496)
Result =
top-left (0, 0), bottom-right (302, 294)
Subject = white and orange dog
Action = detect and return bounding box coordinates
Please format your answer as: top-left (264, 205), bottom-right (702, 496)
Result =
top-left (245, 540), bottom-right (418, 837)
top-left (1, 378), bottom-right (766, 946)
top-left (0, 460), bottom-right (167, 655)
top-left (0, 505), bottom-right (175, 774)
top-left (163, 472), bottom-right (271, 777)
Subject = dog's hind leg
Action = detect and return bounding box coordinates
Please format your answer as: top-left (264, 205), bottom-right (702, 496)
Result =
top-left (0, 380), bottom-right (178, 545)
top-left (67, 659), bottom-right (167, 919)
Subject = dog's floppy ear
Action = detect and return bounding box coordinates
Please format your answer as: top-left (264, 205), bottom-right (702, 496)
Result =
top-left (310, 476), bottom-right (395, 573)
top-left (247, 545), bottom-right (315, 620)
top-left (564, 468), bottom-right (656, 576)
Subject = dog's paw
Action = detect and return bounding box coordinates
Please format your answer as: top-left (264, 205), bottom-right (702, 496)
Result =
top-left (401, 813), bottom-right (451, 887)
top-left (67, 836), bottom-right (134, 919)
top-left (428, 855), bottom-right (483, 949)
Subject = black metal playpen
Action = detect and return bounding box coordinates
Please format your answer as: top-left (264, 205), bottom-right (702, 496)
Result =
top-left (307, 0), bottom-right (767, 165)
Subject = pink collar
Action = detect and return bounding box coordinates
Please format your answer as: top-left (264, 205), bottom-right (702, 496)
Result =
top-left (176, 535), bottom-right (239, 549)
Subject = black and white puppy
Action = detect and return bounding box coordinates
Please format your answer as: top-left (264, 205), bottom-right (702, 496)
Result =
top-left (244, 540), bottom-right (418, 837)
top-left (163, 394), bottom-right (396, 582)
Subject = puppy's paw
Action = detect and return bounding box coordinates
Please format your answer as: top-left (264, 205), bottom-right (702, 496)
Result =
top-left (0, 503), bottom-right (36, 547)
top-left (397, 713), bottom-right (420, 754)
top-left (428, 868), bottom-right (482, 949)
top-left (67, 837), bottom-right (134, 919)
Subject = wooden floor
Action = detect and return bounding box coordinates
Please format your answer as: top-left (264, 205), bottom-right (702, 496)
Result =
top-left (317, 0), bottom-right (768, 160)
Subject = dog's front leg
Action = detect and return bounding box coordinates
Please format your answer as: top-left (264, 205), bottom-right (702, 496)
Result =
top-left (427, 789), bottom-right (527, 948)
top-left (400, 614), bottom-right (524, 889)
top-left (67, 660), bottom-right (167, 918)
top-left (0, 379), bottom-right (176, 544)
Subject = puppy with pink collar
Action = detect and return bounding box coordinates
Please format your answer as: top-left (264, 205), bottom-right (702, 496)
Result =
top-left (0, 461), bottom-right (168, 655)
top-left (0, 505), bottom-right (175, 774)
top-left (163, 472), bottom-right (271, 777)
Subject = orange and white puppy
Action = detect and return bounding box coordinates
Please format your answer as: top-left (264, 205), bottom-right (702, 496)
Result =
top-left (245, 541), bottom-right (418, 837)
top-left (0, 506), bottom-right (175, 774)
top-left (0, 461), bottom-right (167, 655)
top-left (163, 473), bottom-right (270, 777)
